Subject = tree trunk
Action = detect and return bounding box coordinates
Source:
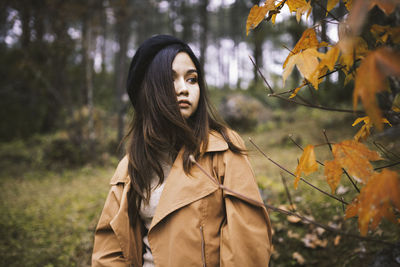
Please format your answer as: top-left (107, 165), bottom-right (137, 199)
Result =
top-left (199, 0), bottom-right (209, 71)
top-left (84, 14), bottom-right (95, 142)
top-left (114, 3), bottom-right (131, 143)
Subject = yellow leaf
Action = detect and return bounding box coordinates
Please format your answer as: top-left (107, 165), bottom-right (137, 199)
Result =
top-left (352, 116), bottom-right (392, 142)
top-left (324, 160), bottom-right (343, 194)
top-left (353, 47), bottom-right (400, 130)
top-left (246, 1), bottom-right (275, 35)
top-left (371, 24), bottom-right (400, 45)
top-left (344, 0), bottom-right (353, 11)
top-left (286, 0), bottom-right (312, 22)
top-left (338, 37), bottom-right (368, 71)
top-left (283, 48), bottom-right (324, 87)
top-left (294, 145), bottom-right (318, 189)
top-left (327, 0), bottom-right (340, 14)
top-left (286, 0), bottom-right (307, 12)
top-left (332, 140), bottom-right (382, 183)
top-left (289, 83), bottom-right (306, 98)
top-left (307, 46), bottom-right (340, 90)
top-left (346, 169), bottom-right (400, 236)
top-left (320, 46), bottom-right (340, 71)
top-left (283, 28), bottom-right (320, 69)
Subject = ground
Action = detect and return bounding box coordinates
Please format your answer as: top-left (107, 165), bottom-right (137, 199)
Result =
top-left (0, 106), bottom-right (399, 266)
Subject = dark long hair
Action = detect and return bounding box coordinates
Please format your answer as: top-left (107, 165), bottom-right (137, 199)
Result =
top-left (125, 43), bottom-right (243, 226)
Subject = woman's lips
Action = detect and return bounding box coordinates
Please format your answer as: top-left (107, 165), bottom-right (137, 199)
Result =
top-left (178, 100), bottom-right (191, 108)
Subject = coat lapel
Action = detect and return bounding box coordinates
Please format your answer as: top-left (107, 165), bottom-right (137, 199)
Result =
top-left (149, 131), bottom-right (228, 232)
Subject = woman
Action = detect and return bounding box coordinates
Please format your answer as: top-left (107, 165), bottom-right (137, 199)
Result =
top-left (92, 35), bottom-right (272, 267)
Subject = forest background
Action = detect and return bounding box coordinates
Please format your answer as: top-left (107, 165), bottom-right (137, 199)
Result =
top-left (0, 0), bottom-right (399, 266)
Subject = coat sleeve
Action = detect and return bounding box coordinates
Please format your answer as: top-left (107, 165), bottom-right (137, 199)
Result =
top-left (218, 133), bottom-right (272, 267)
top-left (92, 184), bottom-right (130, 267)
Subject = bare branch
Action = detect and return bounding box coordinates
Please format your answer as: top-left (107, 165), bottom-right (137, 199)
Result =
top-left (269, 93), bottom-right (365, 114)
top-left (249, 56), bottom-right (274, 94)
top-left (374, 161), bottom-right (400, 171)
top-left (248, 138), bottom-right (348, 205)
top-left (281, 173), bottom-right (296, 212)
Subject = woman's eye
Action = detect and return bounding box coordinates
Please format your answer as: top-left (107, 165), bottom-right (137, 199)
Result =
top-left (187, 77), bottom-right (198, 84)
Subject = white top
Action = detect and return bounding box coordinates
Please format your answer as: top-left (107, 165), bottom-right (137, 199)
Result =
top-left (139, 158), bottom-right (172, 267)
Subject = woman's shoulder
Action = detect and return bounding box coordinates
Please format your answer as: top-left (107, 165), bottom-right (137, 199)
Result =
top-left (207, 128), bottom-right (246, 152)
top-left (109, 155), bottom-right (130, 185)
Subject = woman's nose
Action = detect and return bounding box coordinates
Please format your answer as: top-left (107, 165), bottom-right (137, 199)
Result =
top-left (175, 78), bottom-right (188, 95)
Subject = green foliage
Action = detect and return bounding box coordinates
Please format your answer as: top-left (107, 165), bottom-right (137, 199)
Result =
top-left (0, 165), bottom-right (114, 267)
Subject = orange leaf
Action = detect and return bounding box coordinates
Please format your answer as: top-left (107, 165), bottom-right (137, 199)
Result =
top-left (352, 116), bottom-right (392, 142)
top-left (369, 0), bottom-right (400, 15)
top-left (371, 25), bottom-right (400, 45)
top-left (289, 83), bottom-right (306, 98)
top-left (353, 47), bottom-right (400, 130)
top-left (283, 48), bottom-right (325, 87)
top-left (283, 28), bottom-right (319, 69)
top-left (246, 1), bottom-right (275, 35)
top-left (338, 37), bottom-right (368, 71)
top-left (345, 197), bottom-right (359, 219)
top-left (324, 160), bottom-right (343, 194)
top-left (346, 169), bottom-right (400, 236)
top-left (294, 145), bottom-right (318, 189)
top-left (327, 0), bottom-right (340, 14)
top-left (344, 0), bottom-right (353, 11)
top-left (332, 140), bottom-right (382, 183)
top-left (286, 0), bottom-right (312, 22)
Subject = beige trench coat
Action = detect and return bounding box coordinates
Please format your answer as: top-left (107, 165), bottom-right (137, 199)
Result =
top-left (92, 130), bottom-right (272, 266)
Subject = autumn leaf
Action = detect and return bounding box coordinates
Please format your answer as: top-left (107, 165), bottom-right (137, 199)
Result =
top-left (353, 47), bottom-right (400, 130)
top-left (370, 24), bottom-right (400, 45)
top-left (289, 83), bottom-right (306, 98)
top-left (246, 0), bottom-right (275, 35)
top-left (286, 0), bottom-right (312, 22)
top-left (327, 0), bottom-right (340, 14)
top-left (283, 28), bottom-right (320, 69)
top-left (338, 37), bottom-right (368, 71)
top-left (369, 0), bottom-right (400, 15)
top-left (352, 116), bottom-right (392, 142)
top-left (332, 140), bottom-right (382, 183)
top-left (345, 169), bottom-right (400, 236)
top-left (319, 46), bottom-right (340, 71)
top-left (344, 0), bottom-right (353, 11)
top-left (324, 160), bottom-right (343, 194)
top-left (294, 145), bottom-right (318, 189)
top-left (283, 48), bottom-right (325, 88)
top-left (306, 45), bottom-right (340, 90)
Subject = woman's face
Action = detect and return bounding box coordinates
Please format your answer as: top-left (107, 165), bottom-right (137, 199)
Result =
top-left (172, 52), bottom-right (200, 119)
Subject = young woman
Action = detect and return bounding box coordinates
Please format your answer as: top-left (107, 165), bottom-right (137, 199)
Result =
top-left (92, 35), bottom-right (272, 267)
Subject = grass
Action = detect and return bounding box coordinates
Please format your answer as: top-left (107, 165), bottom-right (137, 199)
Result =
top-left (0, 106), bottom-right (399, 266)
top-left (0, 165), bottom-right (116, 267)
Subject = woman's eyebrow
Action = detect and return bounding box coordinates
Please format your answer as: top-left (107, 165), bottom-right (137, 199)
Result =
top-left (172, 69), bottom-right (197, 76)
top-left (186, 69), bottom-right (197, 75)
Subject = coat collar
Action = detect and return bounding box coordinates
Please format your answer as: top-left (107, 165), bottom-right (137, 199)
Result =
top-left (110, 130), bottom-right (228, 185)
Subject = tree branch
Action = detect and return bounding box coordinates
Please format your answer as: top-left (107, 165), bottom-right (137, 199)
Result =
top-left (281, 173), bottom-right (296, 212)
top-left (374, 161), bottom-right (400, 171)
top-left (248, 138), bottom-right (348, 205)
top-left (249, 55), bottom-right (274, 94)
top-left (269, 93), bottom-right (365, 114)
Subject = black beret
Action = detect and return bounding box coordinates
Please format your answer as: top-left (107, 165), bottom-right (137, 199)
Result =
top-left (126, 35), bottom-right (189, 107)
